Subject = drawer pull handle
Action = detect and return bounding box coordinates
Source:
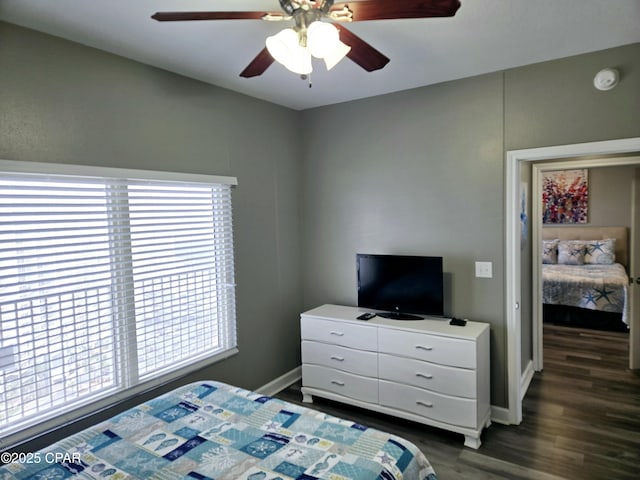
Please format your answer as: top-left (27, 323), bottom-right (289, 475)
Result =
top-left (330, 331), bottom-right (345, 337)
top-left (416, 373), bottom-right (433, 379)
top-left (331, 380), bottom-right (345, 386)
top-left (416, 400), bottom-right (433, 408)
top-left (416, 345), bottom-right (433, 351)
top-left (330, 355), bottom-right (345, 361)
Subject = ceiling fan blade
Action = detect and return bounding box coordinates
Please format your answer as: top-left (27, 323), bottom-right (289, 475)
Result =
top-left (240, 48), bottom-right (275, 78)
top-left (333, 24), bottom-right (390, 72)
top-left (331, 0), bottom-right (461, 21)
top-left (152, 11), bottom-right (275, 22)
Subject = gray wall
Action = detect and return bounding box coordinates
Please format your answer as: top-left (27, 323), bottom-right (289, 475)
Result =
top-left (301, 43), bottom-right (640, 408)
top-left (0, 22), bottom-right (303, 450)
top-left (504, 43), bottom-right (640, 150)
top-left (301, 73), bottom-right (508, 405)
top-left (587, 165), bottom-right (635, 227)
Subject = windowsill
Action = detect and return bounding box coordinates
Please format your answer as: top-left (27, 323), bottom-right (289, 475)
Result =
top-left (1, 347), bottom-right (239, 452)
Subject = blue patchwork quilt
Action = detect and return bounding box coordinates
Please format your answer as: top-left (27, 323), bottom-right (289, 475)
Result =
top-left (0, 381), bottom-right (438, 480)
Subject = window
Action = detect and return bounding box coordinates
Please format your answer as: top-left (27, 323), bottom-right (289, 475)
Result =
top-left (0, 161), bottom-right (237, 447)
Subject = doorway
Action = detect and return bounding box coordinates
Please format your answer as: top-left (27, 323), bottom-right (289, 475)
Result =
top-left (531, 157), bottom-right (640, 372)
top-left (505, 137), bottom-right (640, 425)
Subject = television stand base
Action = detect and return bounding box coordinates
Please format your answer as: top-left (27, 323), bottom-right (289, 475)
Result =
top-left (377, 311), bottom-right (423, 320)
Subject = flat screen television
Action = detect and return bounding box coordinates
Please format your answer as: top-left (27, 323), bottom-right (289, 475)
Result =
top-left (356, 253), bottom-right (444, 320)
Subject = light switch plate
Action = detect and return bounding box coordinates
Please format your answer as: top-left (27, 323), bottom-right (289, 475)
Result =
top-left (475, 261), bottom-right (493, 278)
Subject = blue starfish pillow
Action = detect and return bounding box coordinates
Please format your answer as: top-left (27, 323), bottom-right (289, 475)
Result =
top-left (542, 239), bottom-right (559, 264)
top-left (558, 241), bottom-right (586, 265)
top-left (584, 238), bottom-right (615, 264)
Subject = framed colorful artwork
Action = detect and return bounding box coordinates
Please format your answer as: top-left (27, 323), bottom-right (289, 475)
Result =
top-left (542, 169), bottom-right (588, 224)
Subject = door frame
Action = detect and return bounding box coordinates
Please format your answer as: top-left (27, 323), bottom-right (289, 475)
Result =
top-left (632, 168), bottom-right (640, 370)
top-left (531, 156), bottom-right (640, 372)
top-left (505, 137), bottom-right (640, 425)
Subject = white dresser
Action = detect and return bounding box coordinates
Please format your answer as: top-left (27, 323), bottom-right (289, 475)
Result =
top-left (300, 304), bottom-right (491, 449)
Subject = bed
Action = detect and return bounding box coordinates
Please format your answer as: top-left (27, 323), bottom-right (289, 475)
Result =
top-left (541, 226), bottom-right (630, 331)
top-left (0, 381), bottom-right (438, 480)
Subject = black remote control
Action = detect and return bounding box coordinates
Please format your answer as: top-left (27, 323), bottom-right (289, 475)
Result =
top-left (357, 312), bottom-right (376, 320)
top-left (449, 317), bottom-right (467, 326)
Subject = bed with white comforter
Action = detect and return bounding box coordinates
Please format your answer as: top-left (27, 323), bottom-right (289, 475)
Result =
top-left (542, 262), bottom-right (629, 326)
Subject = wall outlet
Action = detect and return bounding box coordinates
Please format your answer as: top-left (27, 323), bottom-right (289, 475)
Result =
top-left (475, 261), bottom-right (493, 278)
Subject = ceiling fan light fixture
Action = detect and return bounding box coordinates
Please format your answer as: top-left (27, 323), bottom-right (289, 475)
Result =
top-left (266, 28), bottom-right (312, 75)
top-left (287, 49), bottom-right (313, 75)
top-left (323, 40), bottom-right (351, 70)
top-left (307, 21), bottom-right (339, 59)
top-left (265, 28), bottom-right (297, 64)
top-left (153, 0), bottom-right (462, 79)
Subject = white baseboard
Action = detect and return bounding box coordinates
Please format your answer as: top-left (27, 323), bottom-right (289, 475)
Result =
top-left (256, 366), bottom-right (302, 396)
top-left (520, 359), bottom-right (535, 401)
top-left (489, 361), bottom-right (533, 425)
top-left (485, 359), bottom-right (535, 427)
top-left (490, 405), bottom-right (512, 425)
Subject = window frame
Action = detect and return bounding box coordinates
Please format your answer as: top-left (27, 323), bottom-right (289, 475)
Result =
top-left (0, 160), bottom-right (238, 450)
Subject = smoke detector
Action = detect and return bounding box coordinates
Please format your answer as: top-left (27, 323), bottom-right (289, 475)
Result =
top-left (593, 68), bottom-right (619, 91)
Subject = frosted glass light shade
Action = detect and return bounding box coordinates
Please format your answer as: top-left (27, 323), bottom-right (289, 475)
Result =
top-left (323, 40), bottom-right (351, 70)
top-left (266, 28), bottom-right (312, 75)
top-left (266, 28), bottom-right (297, 65)
top-left (288, 49), bottom-right (313, 75)
top-left (307, 21), bottom-right (339, 59)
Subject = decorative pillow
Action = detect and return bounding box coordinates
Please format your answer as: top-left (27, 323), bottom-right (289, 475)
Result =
top-left (542, 239), bottom-right (559, 264)
top-left (557, 241), bottom-right (586, 265)
top-left (584, 238), bottom-right (616, 264)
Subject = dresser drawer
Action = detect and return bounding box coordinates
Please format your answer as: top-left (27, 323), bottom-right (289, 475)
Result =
top-left (379, 328), bottom-right (476, 368)
top-left (301, 317), bottom-right (377, 351)
top-left (302, 365), bottom-right (378, 403)
top-left (302, 341), bottom-right (378, 377)
top-left (379, 353), bottom-right (476, 398)
top-left (379, 380), bottom-right (477, 429)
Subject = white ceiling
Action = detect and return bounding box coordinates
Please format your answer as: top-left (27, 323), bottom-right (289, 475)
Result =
top-left (1, 0), bottom-right (639, 110)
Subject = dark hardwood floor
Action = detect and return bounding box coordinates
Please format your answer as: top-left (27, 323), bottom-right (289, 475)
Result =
top-left (277, 324), bottom-right (640, 479)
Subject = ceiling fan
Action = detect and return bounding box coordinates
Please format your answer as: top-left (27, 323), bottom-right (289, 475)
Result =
top-left (152, 0), bottom-right (461, 78)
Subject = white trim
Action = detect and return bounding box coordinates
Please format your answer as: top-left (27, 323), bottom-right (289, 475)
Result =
top-left (489, 405), bottom-right (512, 425)
top-left (532, 169), bottom-right (544, 372)
top-left (632, 170), bottom-right (640, 370)
top-left (520, 360), bottom-right (535, 401)
top-left (256, 367), bottom-right (302, 396)
top-left (505, 150), bottom-right (523, 425)
top-left (0, 159), bottom-right (238, 186)
top-left (505, 137), bottom-right (640, 426)
top-left (507, 138), bottom-right (640, 163)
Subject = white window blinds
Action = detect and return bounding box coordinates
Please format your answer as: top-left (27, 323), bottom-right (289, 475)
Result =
top-left (0, 162), bottom-right (237, 447)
